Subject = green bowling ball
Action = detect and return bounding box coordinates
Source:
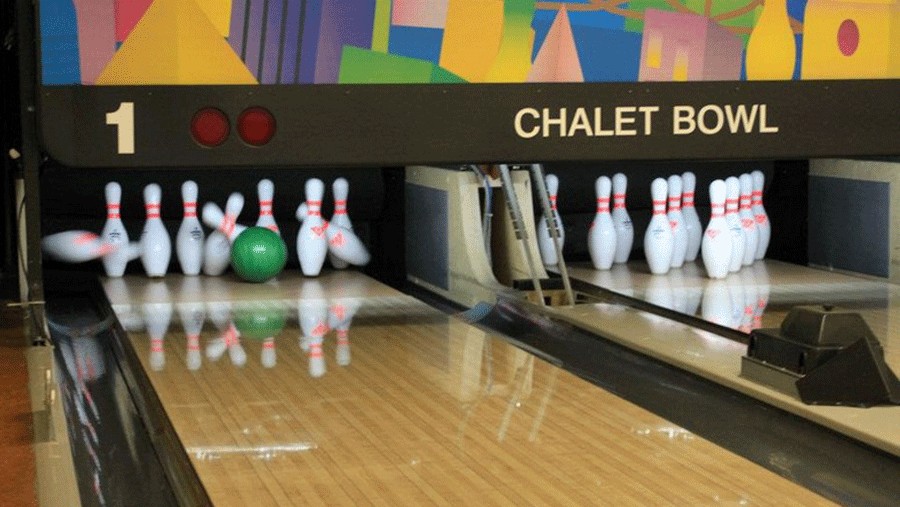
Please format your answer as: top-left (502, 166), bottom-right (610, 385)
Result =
top-left (233, 304), bottom-right (286, 340)
top-left (230, 227), bottom-right (287, 283)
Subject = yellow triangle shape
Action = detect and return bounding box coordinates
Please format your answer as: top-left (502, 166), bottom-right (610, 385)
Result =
top-left (97, 0), bottom-right (256, 85)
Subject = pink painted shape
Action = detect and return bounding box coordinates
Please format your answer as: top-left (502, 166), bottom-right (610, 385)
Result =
top-left (837, 19), bottom-right (860, 56)
top-left (526, 7), bottom-right (583, 83)
top-left (73, 0), bottom-right (118, 84)
top-left (638, 9), bottom-right (741, 82)
top-left (392, 0), bottom-right (450, 29)
top-left (116, 0), bottom-right (155, 42)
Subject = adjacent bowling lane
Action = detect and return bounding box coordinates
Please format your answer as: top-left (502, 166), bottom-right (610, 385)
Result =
top-left (104, 272), bottom-right (834, 506)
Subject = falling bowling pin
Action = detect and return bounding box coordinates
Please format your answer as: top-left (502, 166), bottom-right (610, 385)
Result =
top-left (329, 178), bottom-right (352, 269)
top-left (202, 193), bottom-right (247, 243)
top-left (701, 180), bottom-right (732, 279)
top-left (255, 179), bottom-right (280, 235)
top-left (296, 203), bottom-right (370, 266)
top-left (101, 182), bottom-right (131, 277)
top-left (536, 174), bottom-right (564, 266)
top-left (140, 184), bottom-right (172, 277)
top-left (643, 178), bottom-right (674, 275)
top-left (751, 170), bottom-right (771, 260)
top-left (203, 231), bottom-right (231, 276)
top-left (667, 175), bottom-right (688, 268)
top-left (724, 177), bottom-right (745, 273)
top-left (176, 181), bottom-right (205, 276)
top-left (297, 179), bottom-right (329, 276)
top-left (738, 174), bottom-right (759, 266)
top-left (42, 231), bottom-right (118, 263)
top-left (588, 176), bottom-right (616, 270)
top-left (681, 172), bottom-right (703, 262)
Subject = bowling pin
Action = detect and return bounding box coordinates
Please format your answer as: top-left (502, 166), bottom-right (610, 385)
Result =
top-left (140, 184), bottom-right (172, 277)
top-left (536, 174), bottom-right (565, 266)
top-left (751, 170), bottom-right (771, 260)
top-left (202, 193), bottom-right (247, 243)
top-left (142, 281), bottom-right (172, 371)
top-left (329, 178), bottom-right (352, 269)
top-left (667, 175), bottom-right (688, 268)
top-left (643, 178), bottom-right (673, 275)
top-left (701, 180), bottom-right (732, 279)
top-left (681, 172), bottom-right (703, 262)
top-left (298, 280), bottom-right (329, 377)
top-left (255, 179), bottom-right (280, 235)
top-left (739, 174), bottom-right (759, 266)
top-left (176, 181), bottom-right (205, 276)
top-left (724, 177), bottom-right (746, 273)
top-left (177, 277), bottom-right (205, 371)
top-left (297, 179), bottom-right (329, 277)
top-left (611, 173), bottom-right (634, 264)
top-left (100, 182), bottom-right (131, 277)
top-left (588, 176), bottom-right (616, 270)
top-left (261, 338), bottom-right (277, 369)
top-left (42, 230), bottom-right (118, 263)
top-left (296, 202), bottom-right (370, 266)
top-left (226, 323), bottom-right (247, 367)
top-left (203, 231), bottom-right (231, 276)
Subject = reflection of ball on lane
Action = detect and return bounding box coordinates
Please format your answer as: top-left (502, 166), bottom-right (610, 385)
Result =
top-left (233, 304), bottom-right (286, 340)
top-left (230, 227), bottom-right (287, 283)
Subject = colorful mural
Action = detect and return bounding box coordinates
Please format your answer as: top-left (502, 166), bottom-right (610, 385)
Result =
top-left (40, 0), bottom-right (900, 85)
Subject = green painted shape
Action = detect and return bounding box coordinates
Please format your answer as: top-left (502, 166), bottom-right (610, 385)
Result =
top-left (372, 0), bottom-right (392, 52)
top-left (339, 46), bottom-right (466, 84)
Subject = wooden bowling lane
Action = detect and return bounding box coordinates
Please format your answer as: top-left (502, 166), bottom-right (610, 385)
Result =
top-left (105, 272), bottom-right (836, 506)
top-left (556, 260), bottom-right (900, 456)
top-left (565, 259), bottom-right (899, 371)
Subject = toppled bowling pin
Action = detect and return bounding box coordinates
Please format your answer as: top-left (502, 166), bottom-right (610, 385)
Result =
top-left (296, 203), bottom-right (371, 267)
top-left (701, 180), bottom-right (732, 279)
top-left (140, 183), bottom-right (172, 277)
top-left (588, 176), bottom-right (616, 270)
top-left (203, 231), bottom-right (231, 276)
top-left (176, 181), bottom-right (205, 276)
top-left (202, 193), bottom-right (247, 242)
top-left (643, 178), bottom-right (674, 275)
top-left (255, 179), bottom-right (280, 235)
top-left (101, 182), bottom-right (131, 277)
top-left (42, 230), bottom-right (118, 263)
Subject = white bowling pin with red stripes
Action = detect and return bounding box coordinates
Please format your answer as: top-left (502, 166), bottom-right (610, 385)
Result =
top-left (701, 180), bottom-right (732, 279)
top-left (42, 230), bottom-right (119, 263)
top-left (588, 176), bottom-right (616, 270)
top-left (176, 181), bottom-right (204, 276)
top-left (101, 182), bottom-right (131, 277)
top-left (739, 174), bottom-right (759, 266)
top-left (751, 170), bottom-right (770, 260)
top-left (667, 175), bottom-right (688, 268)
top-left (643, 178), bottom-right (673, 275)
top-left (537, 174), bottom-right (564, 266)
top-left (681, 172), bottom-right (702, 262)
top-left (203, 231), bottom-right (230, 276)
top-left (297, 179), bottom-right (329, 276)
top-left (255, 179), bottom-right (280, 235)
top-left (329, 178), bottom-right (352, 269)
top-left (611, 173), bottom-right (633, 264)
top-left (140, 184), bottom-right (171, 277)
top-left (724, 177), bottom-right (745, 273)
top-left (202, 193), bottom-right (247, 243)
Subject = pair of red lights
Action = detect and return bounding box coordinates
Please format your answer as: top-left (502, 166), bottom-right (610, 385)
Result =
top-left (191, 107), bottom-right (276, 147)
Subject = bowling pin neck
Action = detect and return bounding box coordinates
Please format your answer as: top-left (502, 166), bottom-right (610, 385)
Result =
top-left (306, 199), bottom-right (322, 216)
top-left (334, 199), bottom-right (347, 215)
top-left (259, 199), bottom-right (273, 216)
top-left (145, 202), bottom-right (161, 219)
top-left (549, 194), bottom-right (558, 211)
top-left (667, 195), bottom-right (681, 212)
top-left (652, 199), bottom-right (666, 215)
top-left (613, 192), bottom-right (626, 209)
top-left (183, 200), bottom-right (197, 218)
top-left (221, 212), bottom-right (238, 237)
top-left (682, 191), bottom-right (695, 208)
top-left (711, 203), bottom-right (725, 218)
top-left (752, 190), bottom-right (763, 206)
top-left (595, 197), bottom-right (610, 213)
top-left (739, 194), bottom-right (752, 210)
top-left (107, 202), bottom-right (121, 220)
top-left (725, 198), bottom-right (739, 213)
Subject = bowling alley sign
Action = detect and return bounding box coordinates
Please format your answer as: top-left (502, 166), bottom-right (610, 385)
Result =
top-left (33, 0), bottom-right (900, 166)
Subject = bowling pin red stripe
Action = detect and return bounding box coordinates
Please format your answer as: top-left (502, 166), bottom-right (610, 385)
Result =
top-left (549, 195), bottom-right (557, 210)
top-left (106, 204), bottom-right (120, 219)
top-left (221, 214), bottom-right (236, 237)
top-left (613, 193), bottom-right (626, 209)
top-left (183, 201), bottom-right (197, 218)
top-left (145, 203), bottom-right (160, 219)
top-left (652, 199), bottom-right (666, 215)
top-left (310, 343), bottom-right (323, 359)
top-left (187, 335), bottom-right (200, 351)
top-left (751, 190), bottom-right (763, 204)
top-left (337, 329), bottom-right (349, 341)
top-left (75, 232), bottom-right (99, 245)
top-left (711, 203), bottom-right (725, 218)
top-left (334, 199), bottom-right (347, 214)
top-left (596, 197), bottom-right (610, 213)
top-left (151, 339), bottom-right (163, 353)
top-left (263, 340), bottom-right (275, 349)
top-left (740, 196), bottom-right (751, 210)
top-left (307, 200), bottom-right (322, 216)
top-left (668, 197), bottom-right (681, 211)
top-left (682, 192), bottom-right (695, 207)
top-left (725, 198), bottom-right (738, 212)
top-left (259, 200), bottom-right (273, 216)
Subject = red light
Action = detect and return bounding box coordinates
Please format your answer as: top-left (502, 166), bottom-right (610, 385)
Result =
top-left (238, 107), bottom-right (276, 146)
top-left (191, 108), bottom-right (230, 147)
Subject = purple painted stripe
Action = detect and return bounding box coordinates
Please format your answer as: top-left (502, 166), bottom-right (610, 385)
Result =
top-left (313, 0), bottom-right (375, 84)
top-left (298, 0), bottom-right (323, 84)
top-left (229, 0), bottom-right (249, 58)
top-left (279, 0), bottom-right (302, 83)
top-left (244, 0), bottom-right (266, 79)
top-left (261, 0), bottom-right (285, 83)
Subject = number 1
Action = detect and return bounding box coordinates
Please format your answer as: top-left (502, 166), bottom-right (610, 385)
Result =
top-left (106, 102), bottom-right (135, 155)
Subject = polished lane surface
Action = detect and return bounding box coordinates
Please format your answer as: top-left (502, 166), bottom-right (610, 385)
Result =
top-left (104, 272), bottom-right (833, 506)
